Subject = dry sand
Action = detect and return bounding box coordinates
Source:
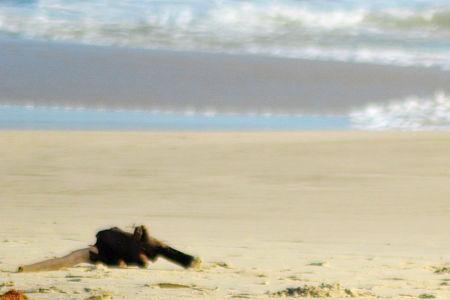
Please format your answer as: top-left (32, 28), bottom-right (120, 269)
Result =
top-left (1, 131), bottom-right (450, 299)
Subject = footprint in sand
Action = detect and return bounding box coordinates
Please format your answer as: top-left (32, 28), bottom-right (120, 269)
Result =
top-left (153, 283), bottom-right (193, 289)
top-left (85, 292), bottom-right (113, 300)
top-left (382, 277), bottom-right (405, 281)
top-left (147, 282), bottom-right (216, 294)
top-left (0, 282), bottom-right (14, 288)
top-left (210, 261), bottom-right (232, 269)
top-left (286, 275), bottom-right (303, 281)
top-left (230, 293), bottom-right (253, 298)
top-left (308, 261), bottom-right (329, 267)
top-left (418, 293), bottom-right (436, 299)
top-left (24, 286), bottom-right (68, 295)
top-left (83, 288), bottom-right (114, 299)
top-left (269, 283), bottom-right (375, 298)
top-left (432, 266), bottom-right (450, 274)
top-left (65, 274), bottom-right (83, 282)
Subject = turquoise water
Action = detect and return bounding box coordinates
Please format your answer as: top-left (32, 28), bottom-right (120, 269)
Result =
top-left (0, 106), bottom-right (349, 130)
top-left (1, 0), bottom-right (450, 68)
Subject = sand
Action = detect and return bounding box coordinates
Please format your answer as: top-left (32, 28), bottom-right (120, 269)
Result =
top-left (1, 39), bottom-right (450, 114)
top-left (1, 131), bottom-right (450, 299)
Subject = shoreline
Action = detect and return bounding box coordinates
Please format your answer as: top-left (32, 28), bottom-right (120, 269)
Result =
top-left (1, 38), bottom-right (450, 115)
top-left (0, 104), bottom-right (349, 130)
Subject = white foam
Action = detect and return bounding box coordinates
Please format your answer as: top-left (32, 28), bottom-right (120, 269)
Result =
top-left (1, 0), bottom-right (450, 69)
top-left (350, 92), bottom-right (450, 131)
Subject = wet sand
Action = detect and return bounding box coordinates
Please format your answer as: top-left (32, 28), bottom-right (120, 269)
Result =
top-left (1, 131), bottom-right (450, 299)
top-left (1, 39), bottom-right (450, 114)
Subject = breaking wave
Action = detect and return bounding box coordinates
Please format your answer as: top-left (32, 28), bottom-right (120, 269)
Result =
top-left (1, 0), bottom-right (450, 68)
top-left (350, 92), bottom-right (450, 130)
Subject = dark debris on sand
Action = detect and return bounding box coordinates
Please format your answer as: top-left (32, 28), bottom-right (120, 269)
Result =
top-left (271, 283), bottom-right (374, 298)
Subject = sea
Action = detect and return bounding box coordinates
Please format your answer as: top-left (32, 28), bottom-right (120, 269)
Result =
top-left (1, 0), bottom-right (450, 130)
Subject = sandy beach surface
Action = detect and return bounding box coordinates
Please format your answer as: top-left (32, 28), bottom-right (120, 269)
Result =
top-left (1, 131), bottom-right (450, 299)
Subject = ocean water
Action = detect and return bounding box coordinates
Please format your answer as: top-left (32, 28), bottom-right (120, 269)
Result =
top-left (1, 0), bottom-right (450, 130)
top-left (350, 92), bottom-right (450, 131)
top-left (1, 0), bottom-right (450, 69)
top-left (0, 105), bottom-right (348, 130)
top-left (3, 93), bottom-right (450, 131)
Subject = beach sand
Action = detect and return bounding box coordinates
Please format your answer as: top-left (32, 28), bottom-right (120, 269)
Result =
top-left (1, 131), bottom-right (450, 299)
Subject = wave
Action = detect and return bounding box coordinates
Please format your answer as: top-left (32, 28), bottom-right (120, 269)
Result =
top-left (1, 0), bottom-right (450, 68)
top-left (350, 92), bottom-right (450, 130)
top-left (5, 93), bottom-right (450, 131)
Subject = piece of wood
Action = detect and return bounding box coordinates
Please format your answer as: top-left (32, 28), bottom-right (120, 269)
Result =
top-left (17, 226), bottom-right (201, 272)
top-left (158, 245), bottom-right (199, 269)
top-left (136, 226), bottom-right (200, 268)
top-left (92, 226), bottom-right (200, 269)
top-left (17, 248), bottom-right (93, 272)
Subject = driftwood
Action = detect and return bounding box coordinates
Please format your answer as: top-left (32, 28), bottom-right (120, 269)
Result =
top-left (18, 248), bottom-right (93, 273)
top-left (18, 225), bottom-right (200, 272)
